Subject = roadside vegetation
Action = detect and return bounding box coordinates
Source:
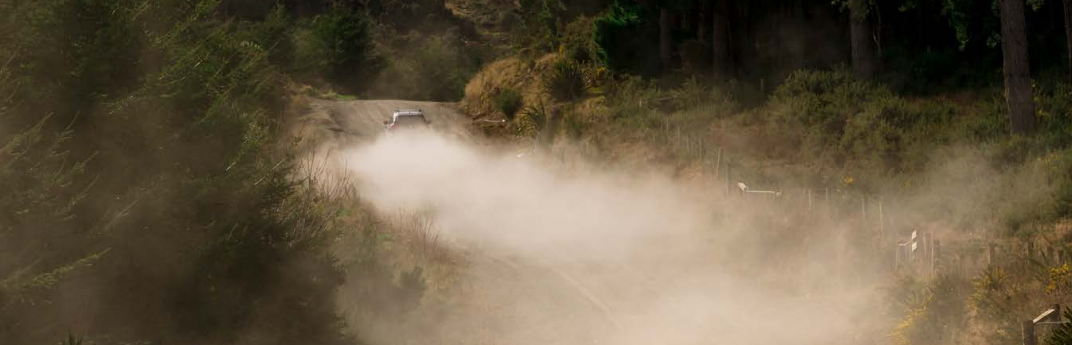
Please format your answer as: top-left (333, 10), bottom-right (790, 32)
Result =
top-left (461, 1), bottom-right (1072, 344)
top-left (0, 0), bottom-right (473, 344)
top-left (4, 0), bottom-right (1072, 344)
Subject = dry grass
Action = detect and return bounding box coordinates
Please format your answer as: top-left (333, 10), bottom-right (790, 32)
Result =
top-left (461, 54), bottom-right (559, 119)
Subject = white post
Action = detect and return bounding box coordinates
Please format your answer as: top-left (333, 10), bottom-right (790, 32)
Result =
top-left (878, 199), bottom-right (884, 238)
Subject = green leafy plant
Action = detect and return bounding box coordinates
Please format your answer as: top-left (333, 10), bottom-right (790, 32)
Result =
top-left (543, 59), bottom-right (587, 102)
top-left (494, 87), bottom-right (524, 120)
top-left (593, 1), bottom-right (659, 76)
top-left (369, 32), bottom-right (477, 101)
top-left (510, 0), bottom-right (565, 57)
top-left (517, 97), bottom-right (550, 137)
top-left (294, 8), bottom-right (383, 92)
top-left (1049, 310), bottom-right (1072, 345)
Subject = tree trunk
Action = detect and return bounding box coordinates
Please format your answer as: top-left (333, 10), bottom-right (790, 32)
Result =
top-left (849, 0), bottom-right (877, 79)
top-left (1064, 0), bottom-right (1072, 82)
top-left (712, 0), bottom-right (730, 79)
top-left (697, 0), bottom-right (708, 42)
top-left (1000, 0), bottom-right (1037, 135)
top-left (660, 8), bottom-right (673, 72)
top-left (734, 0), bottom-right (750, 76)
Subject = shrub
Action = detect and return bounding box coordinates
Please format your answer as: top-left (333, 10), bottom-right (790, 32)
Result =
top-left (509, 0), bottom-right (565, 57)
top-left (1050, 310), bottom-right (1072, 345)
top-left (593, 2), bottom-right (659, 76)
top-left (970, 266), bottom-right (1031, 345)
top-left (1035, 82), bottom-right (1072, 149)
top-left (294, 9), bottom-right (383, 92)
top-left (2, 2), bottom-right (359, 344)
top-left (369, 32), bottom-right (478, 101)
top-left (543, 59), bottom-right (587, 102)
top-left (516, 97), bottom-right (550, 137)
top-left (769, 68), bottom-right (957, 177)
top-left (494, 87), bottom-right (524, 120)
top-left (559, 15), bottom-right (599, 63)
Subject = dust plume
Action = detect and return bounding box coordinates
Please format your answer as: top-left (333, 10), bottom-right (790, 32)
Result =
top-left (331, 129), bottom-right (884, 345)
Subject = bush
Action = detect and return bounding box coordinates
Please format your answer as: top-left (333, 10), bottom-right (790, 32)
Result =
top-left (559, 15), bottom-right (600, 63)
top-left (494, 87), bottom-right (524, 120)
top-left (1, 1), bottom-right (359, 344)
top-left (593, 2), bottom-right (659, 76)
top-left (889, 274), bottom-right (970, 345)
top-left (516, 97), bottom-right (550, 137)
top-left (769, 68), bottom-right (957, 177)
top-left (294, 9), bottom-right (383, 93)
top-left (1035, 82), bottom-right (1072, 149)
top-left (970, 266), bottom-right (1035, 345)
top-left (369, 32), bottom-right (478, 101)
top-left (543, 59), bottom-right (588, 102)
top-left (1050, 310), bottom-right (1072, 345)
top-left (509, 0), bottom-right (565, 57)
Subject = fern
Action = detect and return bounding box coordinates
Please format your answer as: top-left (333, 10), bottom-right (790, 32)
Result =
top-left (542, 59), bottom-right (588, 102)
top-left (1049, 311), bottom-right (1072, 345)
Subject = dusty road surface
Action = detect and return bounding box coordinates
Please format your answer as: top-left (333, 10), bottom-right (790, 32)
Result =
top-left (295, 97), bottom-right (885, 345)
top-left (294, 98), bottom-right (622, 343)
top-left (290, 98), bottom-right (474, 155)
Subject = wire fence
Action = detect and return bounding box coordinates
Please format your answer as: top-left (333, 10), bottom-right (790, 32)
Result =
top-left (664, 117), bottom-right (1072, 281)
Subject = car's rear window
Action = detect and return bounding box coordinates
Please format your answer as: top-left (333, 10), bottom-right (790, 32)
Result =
top-left (394, 115), bottom-right (427, 126)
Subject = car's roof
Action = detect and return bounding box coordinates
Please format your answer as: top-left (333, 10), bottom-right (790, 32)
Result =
top-left (393, 109), bottom-right (424, 117)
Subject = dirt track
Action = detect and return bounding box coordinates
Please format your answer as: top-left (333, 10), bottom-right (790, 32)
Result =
top-left (290, 98), bottom-right (474, 154)
top-left (294, 97), bottom-right (628, 344)
top-left (295, 97), bottom-right (880, 345)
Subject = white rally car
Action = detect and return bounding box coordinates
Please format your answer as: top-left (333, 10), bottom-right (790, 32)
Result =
top-left (383, 109), bottom-right (431, 133)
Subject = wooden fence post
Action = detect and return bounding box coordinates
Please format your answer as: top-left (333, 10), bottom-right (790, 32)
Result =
top-left (933, 239), bottom-right (942, 274)
top-left (988, 243), bottom-right (996, 267)
top-left (878, 198), bottom-right (884, 238)
top-left (1023, 320), bottom-right (1037, 345)
top-left (725, 158), bottom-right (732, 196)
top-left (824, 188), bottom-right (830, 220)
top-left (861, 196), bottom-right (867, 227)
top-left (807, 189), bottom-right (813, 213)
top-left (713, 148), bottom-right (722, 181)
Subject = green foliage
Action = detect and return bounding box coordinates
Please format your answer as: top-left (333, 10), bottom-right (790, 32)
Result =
top-left (543, 59), bottom-right (588, 102)
top-left (971, 266), bottom-right (1029, 344)
top-left (1050, 310), bottom-right (1072, 345)
top-left (769, 68), bottom-right (959, 181)
top-left (1035, 83), bottom-right (1072, 149)
top-left (0, 1), bottom-right (360, 344)
top-left (593, 2), bottom-right (659, 76)
top-left (494, 87), bottom-right (524, 120)
top-left (368, 0), bottom-right (477, 38)
top-left (294, 8), bottom-right (383, 93)
top-left (370, 32), bottom-right (478, 101)
top-left (509, 0), bottom-right (565, 56)
top-left (906, 0), bottom-right (1002, 50)
top-left (889, 274), bottom-right (970, 345)
top-left (602, 74), bottom-right (665, 129)
top-left (64, 334), bottom-right (83, 345)
top-left (519, 97), bottom-right (551, 136)
top-left (559, 15), bottom-right (600, 63)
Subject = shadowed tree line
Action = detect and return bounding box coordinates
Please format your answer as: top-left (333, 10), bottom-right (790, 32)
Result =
top-left (0, 1), bottom-right (462, 344)
top-left (519, 0), bottom-right (1070, 134)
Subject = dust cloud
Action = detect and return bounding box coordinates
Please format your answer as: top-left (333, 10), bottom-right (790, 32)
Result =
top-left (330, 129), bottom-right (885, 345)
